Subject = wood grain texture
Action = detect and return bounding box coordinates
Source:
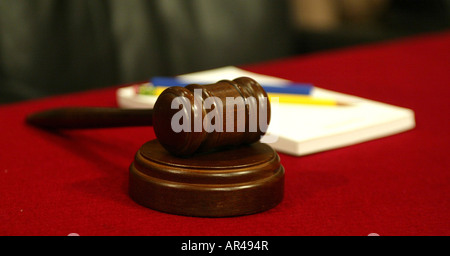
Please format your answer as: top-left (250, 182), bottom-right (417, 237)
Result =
top-left (26, 107), bottom-right (153, 129)
top-left (153, 77), bottom-right (270, 156)
top-left (129, 139), bottom-right (284, 217)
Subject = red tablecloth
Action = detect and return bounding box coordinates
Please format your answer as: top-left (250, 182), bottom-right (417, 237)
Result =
top-left (1, 31), bottom-right (449, 236)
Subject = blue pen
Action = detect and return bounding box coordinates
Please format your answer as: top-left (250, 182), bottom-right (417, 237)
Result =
top-left (151, 76), bottom-right (313, 95)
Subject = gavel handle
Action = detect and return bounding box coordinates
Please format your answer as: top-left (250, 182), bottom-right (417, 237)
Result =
top-left (26, 107), bottom-right (153, 129)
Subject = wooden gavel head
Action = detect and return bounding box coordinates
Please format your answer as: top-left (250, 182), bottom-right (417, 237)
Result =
top-left (153, 77), bottom-right (271, 156)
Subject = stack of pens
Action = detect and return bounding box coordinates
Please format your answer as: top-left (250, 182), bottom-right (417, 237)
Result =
top-left (137, 77), bottom-right (345, 106)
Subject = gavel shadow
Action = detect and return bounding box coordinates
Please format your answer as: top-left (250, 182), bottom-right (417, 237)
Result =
top-left (40, 128), bottom-right (150, 206)
top-left (289, 171), bottom-right (348, 200)
top-left (278, 158), bottom-right (349, 207)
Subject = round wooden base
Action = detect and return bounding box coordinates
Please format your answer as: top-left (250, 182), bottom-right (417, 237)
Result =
top-left (129, 139), bottom-right (284, 217)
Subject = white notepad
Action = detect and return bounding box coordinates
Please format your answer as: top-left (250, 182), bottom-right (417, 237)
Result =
top-left (117, 66), bottom-right (415, 156)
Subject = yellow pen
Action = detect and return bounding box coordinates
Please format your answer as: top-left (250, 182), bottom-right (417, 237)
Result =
top-left (268, 93), bottom-right (348, 106)
top-left (136, 84), bottom-right (348, 106)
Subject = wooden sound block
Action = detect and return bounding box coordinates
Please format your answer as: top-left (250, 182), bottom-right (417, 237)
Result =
top-left (129, 139), bottom-right (284, 217)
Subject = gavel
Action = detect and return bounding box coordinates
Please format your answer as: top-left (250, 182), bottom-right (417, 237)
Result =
top-left (28, 77), bottom-right (283, 217)
top-left (27, 77), bottom-right (271, 156)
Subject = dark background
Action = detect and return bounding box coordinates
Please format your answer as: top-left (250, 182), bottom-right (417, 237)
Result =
top-left (0, 0), bottom-right (449, 104)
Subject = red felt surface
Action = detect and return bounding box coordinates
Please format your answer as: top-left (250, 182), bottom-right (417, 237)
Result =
top-left (1, 32), bottom-right (449, 236)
